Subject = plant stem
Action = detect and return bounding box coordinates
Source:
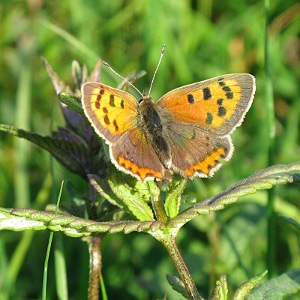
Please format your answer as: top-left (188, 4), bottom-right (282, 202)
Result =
top-left (88, 235), bottom-right (102, 300)
top-left (149, 182), bottom-right (169, 223)
top-left (149, 182), bottom-right (201, 298)
top-left (152, 192), bottom-right (169, 223)
top-left (158, 233), bottom-right (203, 300)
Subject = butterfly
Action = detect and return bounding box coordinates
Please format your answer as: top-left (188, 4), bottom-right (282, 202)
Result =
top-left (81, 70), bottom-right (255, 182)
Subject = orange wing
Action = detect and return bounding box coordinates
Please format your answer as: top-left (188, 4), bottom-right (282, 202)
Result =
top-left (158, 74), bottom-right (255, 136)
top-left (111, 128), bottom-right (165, 181)
top-left (160, 121), bottom-right (232, 178)
top-left (81, 82), bottom-right (138, 143)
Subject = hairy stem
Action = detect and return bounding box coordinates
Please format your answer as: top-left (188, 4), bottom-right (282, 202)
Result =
top-left (88, 235), bottom-right (102, 300)
top-left (158, 233), bottom-right (203, 300)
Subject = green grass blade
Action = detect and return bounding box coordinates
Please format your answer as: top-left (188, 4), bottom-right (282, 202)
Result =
top-left (40, 19), bottom-right (99, 61)
top-left (54, 235), bottom-right (68, 300)
top-left (42, 181), bottom-right (65, 300)
top-left (15, 61), bottom-right (31, 208)
top-left (264, 0), bottom-right (276, 278)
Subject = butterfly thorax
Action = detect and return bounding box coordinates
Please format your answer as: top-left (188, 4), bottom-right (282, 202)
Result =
top-left (138, 96), bottom-right (172, 169)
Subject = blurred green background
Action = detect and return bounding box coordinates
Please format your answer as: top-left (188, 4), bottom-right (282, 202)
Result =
top-left (0, 0), bottom-right (299, 299)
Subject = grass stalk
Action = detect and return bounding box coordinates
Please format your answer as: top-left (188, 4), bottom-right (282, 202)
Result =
top-left (264, 0), bottom-right (276, 278)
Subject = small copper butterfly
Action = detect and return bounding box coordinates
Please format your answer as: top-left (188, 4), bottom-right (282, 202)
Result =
top-left (81, 51), bottom-right (255, 182)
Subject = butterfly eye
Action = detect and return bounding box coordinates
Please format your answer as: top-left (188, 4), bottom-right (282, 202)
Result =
top-left (138, 98), bottom-right (144, 103)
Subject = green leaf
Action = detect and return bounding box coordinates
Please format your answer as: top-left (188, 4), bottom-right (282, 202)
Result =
top-left (0, 208), bottom-right (165, 236)
top-left (169, 162), bottom-right (300, 229)
top-left (209, 275), bottom-right (228, 300)
top-left (72, 60), bottom-right (87, 89)
top-left (233, 271), bottom-right (267, 299)
top-left (166, 274), bottom-right (189, 299)
top-left (58, 92), bottom-right (85, 115)
top-left (247, 269), bottom-right (300, 300)
top-left (0, 124), bottom-right (87, 177)
top-left (164, 176), bottom-right (187, 218)
top-left (293, 172), bottom-right (300, 183)
top-left (107, 168), bottom-right (154, 221)
top-left (279, 215), bottom-right (300, 232)
top-left (41, 56), bottom-right (66, 94)
top-left (87, 174), bottom-right (124, 209)
top-left (181, 195), bottom-right (197, 204)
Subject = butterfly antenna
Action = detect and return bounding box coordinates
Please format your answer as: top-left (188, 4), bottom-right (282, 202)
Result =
top-left (103, 61), bottom-right (144, 98)
top-left (148, 44), bottom-right (166, 96)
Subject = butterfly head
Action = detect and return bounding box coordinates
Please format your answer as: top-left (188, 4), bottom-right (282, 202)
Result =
top-left (138, 90), bottom-right (147, 104)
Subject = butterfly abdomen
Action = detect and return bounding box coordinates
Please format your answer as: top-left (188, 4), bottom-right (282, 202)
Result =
top-left (139, 97), bottom-right (172, 169)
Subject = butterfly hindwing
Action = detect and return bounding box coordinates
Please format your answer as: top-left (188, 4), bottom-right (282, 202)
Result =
top-left (111, 128), bottom-right (165, 181)
top-left (160, 121), bottom-right (232, 178)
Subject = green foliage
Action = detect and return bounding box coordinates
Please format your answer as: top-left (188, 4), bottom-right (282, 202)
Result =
top-left (1, 162), bottom-right (298, 238)
top-left (233, 271), bottom-right (267, 299)
top-left (167, 274), bottom-right (189, 299)
top-left (247, 269), bottom-right (300, 300)
top-left (0, 0), bottom-right (299, 299)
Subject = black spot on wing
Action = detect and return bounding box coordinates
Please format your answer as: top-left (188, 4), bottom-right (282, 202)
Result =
top-left (120, 99), bottom-right (125, 108)
top-left (217, 98), bottom-right (224, 105)
top-left (203, 87), bottom-right (212, 100)
top-left (225, 92), bottom-right (234, 99)
top-left (104, 115), bottom-right (110, 125)
top-left (187, 94), bottom-right (195, 104)
top-left (95, 93), bottom-right (102, 109)
top-left (109, 95), bottom-right (115, 107)
top-left (220, 82), bottom-right (234, 100)
top-left (222, 86), bottom-right (231, 92)
top-left (113, 119), bottom-right (119, 131)
top-left (206, 112), bottom-right (213, 125)
top-left (218, 106), bottom-right (227, 117)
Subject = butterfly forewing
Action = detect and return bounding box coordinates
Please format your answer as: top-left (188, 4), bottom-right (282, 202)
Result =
top-left (81, 82), bottom-right (138, 143)
top-left (158, 74), bottom-right (255, 136)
